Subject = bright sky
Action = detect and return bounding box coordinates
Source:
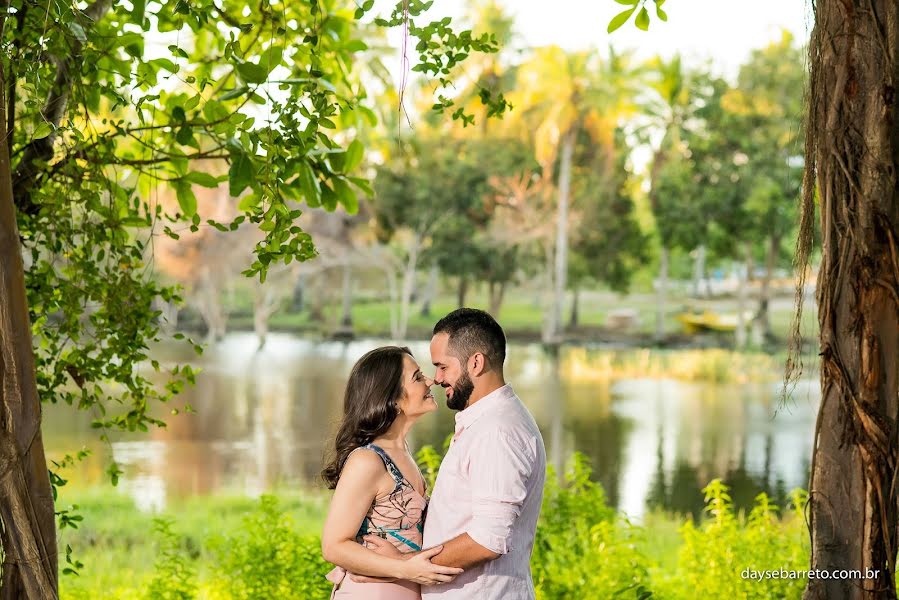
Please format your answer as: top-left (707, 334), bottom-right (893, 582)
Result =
top-left (382, 0), bottom-right (814, 81)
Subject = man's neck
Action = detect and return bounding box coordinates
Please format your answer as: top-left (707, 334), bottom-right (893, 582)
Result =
top-left (464, 376), bottom-right (506, 410)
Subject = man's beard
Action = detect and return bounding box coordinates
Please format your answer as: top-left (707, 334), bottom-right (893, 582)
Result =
top-left (445, 372), bottom-right (474, 411)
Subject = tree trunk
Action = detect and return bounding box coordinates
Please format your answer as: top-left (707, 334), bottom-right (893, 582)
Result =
top-left (456, 276), bottom-right (469, 308)
top-left (753, 233), bottom-right (778, 344)
top-left (197, 269), bottom-right (226, 342)
top-left (655, 245), bottom-right (669, 343)
top-left (340, 263), bottom-right (353, 329)
top-left (290, 274), bottom-right (305, 312)
top-left (488, 281), bottom-right (507, 318)
top-left (0, 63), bottom-right (59, 599)
top-left (802, 2), bottom-right (899, 598)
top-left (541, 240), bottom-right (556, 344)
top-left (253, 287), bottom-right (276, 350)
top-left (398, 235), bottom-right (421, 340)
top-left (692, 244), bottom-right (706, 298)
top-left (419, 263), bottom-right (438, 317)
top-left (735, 244), bottom-right (751, 350)
top-left (551, 130), bottom-right (575, 343)
top-left (568, 286), bottom-right (580, 329)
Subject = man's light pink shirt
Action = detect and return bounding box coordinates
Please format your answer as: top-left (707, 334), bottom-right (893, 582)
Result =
top-left (421, 384), bottom-right (546, 600)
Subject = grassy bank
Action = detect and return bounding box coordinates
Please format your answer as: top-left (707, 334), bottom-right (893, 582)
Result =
top-left (58, 453), bottom-right (809, 600)
top-left (203, 288), bottom-right (819, 350)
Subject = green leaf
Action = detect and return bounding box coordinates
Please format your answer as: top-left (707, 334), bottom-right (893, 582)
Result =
top-left (635, 7), bottom-right (650, 30)
top-left (320, 182), bottom-right (338, 211)
top-left (296, 160), bottom-right (321, 205)
top-left (347, 176), bottom-right (374, 197)
top-left (260, 45), bottom-right (284, 70)
top-left (236, 62), bottom-right (268, 84)
top-left (220, 86), bottom-right (249, 101)
top-left (132, 0), bottom-right (146, 27)
top-left (175, 125), bottom-right (194, 146)
top-left (184, 172), bottom-right (220, 188)
top-left (607, 7), bottom-right (636, 33)
top-left (174, 182), bottom-right (197, 216)
top-left (332, 178), bottom-right (358, 214)
top-left (656, 5), bottom-right (668, 21)
top-left (238, 192), bottom-right (260, 211)
top-left (614, 0), bottom-right (637, 4)
top-left (67, 22), bottom-right (87, 43)
top-left (344, 40), bottom-right (368, 52)
top-left (150, 58), bottom-right (179, 74)
top-left (344, 140), bottom-right (364, 172)
top-left (203, 100), bottom-right (230, 123)
top-left (33, 121), bottom-right (53, 139)
top-left (229, 153), bottom-right (255, 196)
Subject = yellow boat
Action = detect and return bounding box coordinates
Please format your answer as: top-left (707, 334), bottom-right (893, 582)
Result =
top-left (676, 310), bottom-right (753, 334)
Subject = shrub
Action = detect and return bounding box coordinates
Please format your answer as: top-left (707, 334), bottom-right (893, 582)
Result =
top-left (655, 480), bottom-right (808, 600)
top-left (209, 495), bottom-right (332, 600)
top-left (145, 518), bottom-right (198, 600)
top-left (532, 453), bottom-right (654, 599)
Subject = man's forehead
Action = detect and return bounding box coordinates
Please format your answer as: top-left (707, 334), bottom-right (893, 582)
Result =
top-left (430, 333), bottom-right (451, 360)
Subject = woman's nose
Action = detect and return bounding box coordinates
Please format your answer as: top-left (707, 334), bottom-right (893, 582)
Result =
top-left (425, 377), bottom-right (435, 387)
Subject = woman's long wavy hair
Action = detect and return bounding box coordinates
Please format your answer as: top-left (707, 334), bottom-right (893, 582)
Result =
top-left (321, 346), bottom-right (412, 489)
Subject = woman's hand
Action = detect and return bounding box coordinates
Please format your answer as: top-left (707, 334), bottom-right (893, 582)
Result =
top-left (395, 545), bottom-right (464, 585)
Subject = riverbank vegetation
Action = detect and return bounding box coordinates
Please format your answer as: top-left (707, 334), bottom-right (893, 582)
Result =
top-left (59, 453), bottom-right (808, 600)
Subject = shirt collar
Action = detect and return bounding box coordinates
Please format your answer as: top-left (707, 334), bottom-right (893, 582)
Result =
top-left (453, 384), bottom-right (514, 437)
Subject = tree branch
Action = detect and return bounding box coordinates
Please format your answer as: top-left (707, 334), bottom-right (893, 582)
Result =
top-left (11, 0), bottom-right (113, 217)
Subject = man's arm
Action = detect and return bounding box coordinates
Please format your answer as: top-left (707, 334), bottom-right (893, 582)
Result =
top-left (425, 533), bottom-right (499, 570)
top-left (435, 430), bottom-right (533, 568)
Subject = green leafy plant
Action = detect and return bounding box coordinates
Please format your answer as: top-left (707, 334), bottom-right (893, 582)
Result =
top-left (210, 495), bottom-right (331, 599)
top-left (145, 518), bottom-right (198, 600)
top-left (608, 0), bottom-right (668, 33)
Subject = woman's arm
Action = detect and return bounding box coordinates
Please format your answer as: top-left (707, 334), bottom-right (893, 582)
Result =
top-left (320, 450), bottom-right (462, 584)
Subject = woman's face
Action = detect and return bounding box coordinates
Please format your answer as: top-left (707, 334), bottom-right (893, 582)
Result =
top-left (396, 354), bottom-right (437, 418)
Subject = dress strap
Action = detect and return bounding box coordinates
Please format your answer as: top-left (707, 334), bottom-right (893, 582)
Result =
top-left (353, 444), bottom-right (404, 488)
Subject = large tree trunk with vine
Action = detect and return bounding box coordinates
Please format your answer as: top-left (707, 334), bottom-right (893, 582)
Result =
top-left (799, 2), bottom-right (899, 598)
top-left (0, 65), bottom-right (59, 599)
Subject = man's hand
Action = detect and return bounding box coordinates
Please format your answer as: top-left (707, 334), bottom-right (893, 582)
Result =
top-left (349, 536), bottom-right (404, 583)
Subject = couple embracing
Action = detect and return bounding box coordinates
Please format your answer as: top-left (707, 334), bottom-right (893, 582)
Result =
top-left (321, 308), bottom-right (547, 600)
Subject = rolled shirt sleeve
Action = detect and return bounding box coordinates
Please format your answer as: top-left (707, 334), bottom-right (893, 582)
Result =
top-left (466, 430), bottom-right (533, 555)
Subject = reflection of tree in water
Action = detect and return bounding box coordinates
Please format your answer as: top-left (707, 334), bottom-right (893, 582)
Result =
top-left (647, 426), bottom-right (800, 520)
top-left (565, 399), bottom-right (628, 509)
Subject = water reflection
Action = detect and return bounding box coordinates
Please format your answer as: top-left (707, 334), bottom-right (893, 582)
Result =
top-left (43, 334), bottom-right (817, 518)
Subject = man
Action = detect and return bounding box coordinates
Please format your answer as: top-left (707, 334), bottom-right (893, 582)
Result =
top-left (362, 308), bottom-right (547, 599)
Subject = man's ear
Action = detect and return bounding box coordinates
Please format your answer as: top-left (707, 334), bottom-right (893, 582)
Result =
top-left (469, 352), bottom-right (487, 377)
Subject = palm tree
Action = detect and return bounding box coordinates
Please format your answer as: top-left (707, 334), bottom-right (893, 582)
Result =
top-left (512, 46), bottom-right (642, 343)
top-left (644, 54), bottom-right (709, 342)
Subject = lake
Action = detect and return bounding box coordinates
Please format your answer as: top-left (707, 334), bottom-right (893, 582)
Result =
top-left (43, 333), bottom-right (818, 519)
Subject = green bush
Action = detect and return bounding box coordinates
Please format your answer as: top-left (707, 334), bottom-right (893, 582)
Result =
top-left (533, 453), bottom-right (653, 599)
top-left (655, 480), bottom-right (809, 600)
top-left (145, 518), bottom-right (198, 600)
top-left (209, 495), bottom-right (331, 600)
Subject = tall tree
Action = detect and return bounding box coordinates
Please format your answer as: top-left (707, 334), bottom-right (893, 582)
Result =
top-left (724, 32), bottom-right (805, 343)
top-left (0, 0), bottom-right (504, 594)
top-left (644, 54), bottom-right (710, 341)
top-left (794, 1), bottom-right (899, 598)
top-left (513, 46), bottom-right (641, 342)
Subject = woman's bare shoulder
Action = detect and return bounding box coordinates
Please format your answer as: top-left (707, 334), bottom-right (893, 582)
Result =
top-left (339, 447), bottom-right (388, 485)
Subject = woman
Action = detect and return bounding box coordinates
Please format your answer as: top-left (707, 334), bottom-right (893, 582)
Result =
top-left (321, 346), bottom-right (462, 599)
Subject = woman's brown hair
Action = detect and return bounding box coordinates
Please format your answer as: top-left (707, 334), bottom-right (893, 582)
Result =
top-left (321, 346), bottom-right (412, 489)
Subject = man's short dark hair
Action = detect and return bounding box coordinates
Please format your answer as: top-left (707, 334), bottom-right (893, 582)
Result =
top-left (433, 308), bottom-right (506, 370)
